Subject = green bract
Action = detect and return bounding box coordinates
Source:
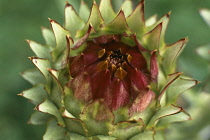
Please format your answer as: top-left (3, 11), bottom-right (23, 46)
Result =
top-left (20, 0), bottom-right (198, 139)
top-left (162, 8), bottom-right (210, 140)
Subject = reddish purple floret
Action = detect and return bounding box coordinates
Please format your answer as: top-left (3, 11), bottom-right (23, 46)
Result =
top-left (69, 35), bottom-right (157, 112)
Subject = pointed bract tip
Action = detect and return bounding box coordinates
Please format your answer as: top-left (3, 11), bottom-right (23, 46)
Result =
top-left (119, 9), bottom-right (125, 16)
top-left (41, 26), bottom-right (47, 30)
top-left (137, 0), bottom-right (144, 8)
top-left (196, 80), bottom-right (202, 84)
top-left (155, 22), bottom-right (163, 31)
top-left (113, 10), bottom-right (127, 23)
top-left (134, 0), bottom-right (144, 10)
top-left (139, 0), bottom-right (145, 4)
top-left (17, 93), bottom-right (23, 96)
top-left (151, 49), bottom-right (157, 53)
top-left (47, 68), bottom-right (52, 72)
top-left (180, 78), bottom-right (201, 85)
top-left (159, 22), bottom-right (163, 27)
top-left (65, 1), bottom-right (71, 8)
top-left (34, 106), bottom-right (39, 111)
top-left (89, 23), bottom-right (94, 29)
top-left (81, 0), bottom-right (85, 5)
top-left (28, 57), bottom-right (33, 60)
top-left (48, 18), bottom-right (56, 23)
top-left (177, 37), bottom-right (189, 44)
top-left (66, 35), bottom-right (74, 44)
top-left (88, 23), bottom-right (96, 33)
top-left (166, 11), bottom-right (172, 17)
top-left (93, 0), bottom-right (97, 5)
top-left (147, 21), bottom-right (163, 33)
top-left (25, 39), bottom-right (30, 43)
top-left (184, 37), bottom-right (189, 42)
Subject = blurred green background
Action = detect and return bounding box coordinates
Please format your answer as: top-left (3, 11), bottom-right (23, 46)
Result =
top-left (0, 0), bottom-right (210, 140)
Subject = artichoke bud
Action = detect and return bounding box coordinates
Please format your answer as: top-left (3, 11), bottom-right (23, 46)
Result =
top-left (20, 0), bottom-right (199, 139)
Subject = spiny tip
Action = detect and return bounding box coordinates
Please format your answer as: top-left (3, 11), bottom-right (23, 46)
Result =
top-left (48, 18), bottom-right (56, 23)
top-left (166, 11), bottom-right (172, 17)
top-left (65, 1), bottom-right (71, 7)
top-left (25, 39), bottom-right (30, 43)
top-left (17, 93), bottom-right (23, 96)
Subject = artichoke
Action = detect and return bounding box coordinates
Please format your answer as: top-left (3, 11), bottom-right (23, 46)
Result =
top-left (20, 0), bottom-right (199, 139)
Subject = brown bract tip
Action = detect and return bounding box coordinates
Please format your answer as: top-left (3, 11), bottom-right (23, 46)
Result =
top-left (93, 0), bottom-right (97, 5)
top-left (65, 1), bottom-right (71, 8)
top-left (131, 0), bottom-right (144, 10)
top-left (62, 109), bottom-right (70, 118)
top-left (181, 78), bottom-right (201, 85)
top-left (171, 104), bottom-right (184, 112)
top-left (28, 57), bottom-right (33, 60)
top-left (195, 80), bottom-right (202, 85)
top-left (25, 39), bottom-right (31, 43)
top-left (17, 93), bottom-right (23, 96)
top-left (178, 37), bottom-right (188, 45)
top-left (136, 0), bottom-right (145, 19)
top-left (34, 106), bottom-right (39, 111)
top-left (66, 35), bottom-right (74, 44)
top-left (48, 18), bottom-right (56, 23)
top-left (81, 0), bottom-right (85, 5)
top-left (119, 10), bottom-right (126, 17)
top-left (158, 22), bottom-right (163, 28)
top-left (166, 11), bottom-right (172, 17)
top-left (151, 49), bottom-right (157, 54)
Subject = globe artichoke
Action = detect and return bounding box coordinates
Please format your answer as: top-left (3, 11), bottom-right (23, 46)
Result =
top-left (20, 0), bottom-right (199, 139)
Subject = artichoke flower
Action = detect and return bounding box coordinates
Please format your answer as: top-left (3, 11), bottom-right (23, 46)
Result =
top-left (20, 0), bottom-right (199, 139)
